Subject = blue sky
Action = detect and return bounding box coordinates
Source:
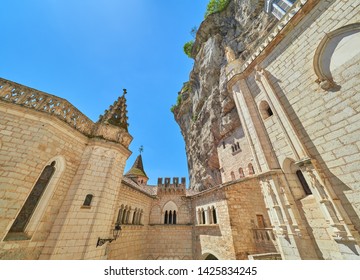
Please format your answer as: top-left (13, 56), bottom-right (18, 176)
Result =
top-left (1, 0), bottom-right (209, 186)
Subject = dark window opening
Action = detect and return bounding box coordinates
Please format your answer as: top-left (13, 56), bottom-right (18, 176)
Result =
top-left (212, 207), bottom-right (217, 224)
top-left (173, 211), bottom-right (177, 224)
top-left (83, 194), bottom-right (93, 207)
top-left (296, 170), bottom-right (312, 195)
top-left (164, 210), bottom-right (168, 224)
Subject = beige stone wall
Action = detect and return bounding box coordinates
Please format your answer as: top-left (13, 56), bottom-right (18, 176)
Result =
top-left (238, 0), bottom-right (360, 259)
top-left (0, 101), bottom-right (86, 259)
top-left (225, 177), bottom-right (277, 259)
top-left (42, 141), bottom-right (129, 260)
top-left (192, 188), bottom-right (236, 260)
top-left (146, 225), bottom-right (193, 259)
top-left (217, 126), bottom-right (254, 182)
top-left (108, 181), bottom-right (153, 260)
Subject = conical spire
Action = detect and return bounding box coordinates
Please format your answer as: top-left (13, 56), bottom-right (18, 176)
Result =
top-left (98, 89), bottom-right (129, 131)
top-left (125, 154), bottom-right (148, 179)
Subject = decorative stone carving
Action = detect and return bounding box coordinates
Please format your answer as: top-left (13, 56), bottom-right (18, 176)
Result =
top-left (0, 78), bottom-right (93, 135)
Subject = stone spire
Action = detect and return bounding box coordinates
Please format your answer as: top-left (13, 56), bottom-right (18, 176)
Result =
top-left (98, 89), bottom-right (129, 131)
top-left (125, 154), bottom-right (149, 185)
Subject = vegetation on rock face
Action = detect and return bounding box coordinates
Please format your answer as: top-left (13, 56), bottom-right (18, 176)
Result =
top-left (204, 0), bottom-right (230, 18)
top-left (170, 94), bottom-right (182, 113)
top-left (183, 40), bottom-right (195, 58)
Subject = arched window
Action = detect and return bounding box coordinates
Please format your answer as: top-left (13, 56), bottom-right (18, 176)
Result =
top-left (132, 208), bottom-right (137, 224)
top-left (248, 163), bottom-right (255, 175)
top-left (296, 170), bottom-right (312, 195)
top-left (139, 210), bottom-right (143, 225)
top-left (230, 171), bottom-right (235, 181)
top-left (82, 194), bottom-right (93, 207)
top-left (314, 23), bottom-right (360, 90)
top-left (164, 210), bottom-right (168, 224)
top-left (126, 207), bottom-right (132, 224)
top-left (8, 161), bottom-right (56, 234)
top-left (239, 168), bottom-right (245, 178)
top-left (197, 209), bottom-right (202, 225)
top-left (122, 206), bottom-right (128, 224)
top-left (259, 100), bottom-right (273, 120)
top-left (173, 210), bottom-right (177, 224)
top-left (163, 200), bottom-right (178, 225)
top-left (212, 206), bottom-right (217, 224)
top-left (117, 205), bottom-right (124, 224)
top-left (201, 209), bottom-right (206, 224)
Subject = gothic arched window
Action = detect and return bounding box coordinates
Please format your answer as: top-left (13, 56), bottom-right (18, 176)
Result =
top-left (248, 163), bottom-right (255, 175)
top-left (173, 210), bottom-right (177, 224)
top-left (164, 210), bottom-right (168, 224)
top-left (239, 168), bottom-right (245, 178)
top-left (9, 161), bottom-right (56, 233)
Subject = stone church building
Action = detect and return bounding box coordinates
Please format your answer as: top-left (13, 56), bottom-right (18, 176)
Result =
top-left (0, 0), bottom-right (360, 260)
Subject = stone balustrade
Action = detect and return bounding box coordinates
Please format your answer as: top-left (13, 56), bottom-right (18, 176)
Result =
top-left (0, 78), bottom-right (93, 135)
top-left (252, 228), bottom-right (276, 242)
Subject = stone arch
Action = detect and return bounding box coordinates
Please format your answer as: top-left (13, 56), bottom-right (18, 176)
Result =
top-left (163, 200), bottom-right (178, 213)
top-left (313, 23), bottom-right (360, 90)
top-left (202, 252), bottom-right (219, 260)
top-left (163, 200), bottom-right (178, 225)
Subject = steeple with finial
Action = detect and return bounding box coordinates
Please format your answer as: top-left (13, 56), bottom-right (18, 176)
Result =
top-left (124, 146), bottom-right (149, 185)
top-left (98, 88), bottom-right (129, 131)
top-left (92, 88), bottom-right (132, 148)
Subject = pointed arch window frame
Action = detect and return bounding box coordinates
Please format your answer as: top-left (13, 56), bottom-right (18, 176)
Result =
top-left (5, 157), bottom-right (65, 241)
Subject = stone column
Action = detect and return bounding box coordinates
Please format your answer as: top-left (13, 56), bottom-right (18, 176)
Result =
top-left (232, 79), bottom-right (279, 173)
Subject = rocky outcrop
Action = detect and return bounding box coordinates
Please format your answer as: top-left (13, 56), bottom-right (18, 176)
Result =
top-left (173, 0), bottom-right (276, 191)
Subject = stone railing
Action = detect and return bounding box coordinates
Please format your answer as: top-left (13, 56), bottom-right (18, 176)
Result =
top-left (252, 228), bottom-right (276, 242)
top-left (0, 78), bottom-right (93, 135)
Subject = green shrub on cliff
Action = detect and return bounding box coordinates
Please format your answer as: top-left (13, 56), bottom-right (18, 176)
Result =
top-left (205, 0), bottom-right (230, 18)
top-left (183, 40), bottom-right (194, 58)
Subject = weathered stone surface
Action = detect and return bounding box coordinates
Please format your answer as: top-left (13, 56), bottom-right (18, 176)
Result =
top-left (174, 0), bottom-right (276, 190)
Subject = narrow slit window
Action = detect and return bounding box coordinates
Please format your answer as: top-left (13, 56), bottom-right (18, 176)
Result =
top-left (296, 170), bottom-right (312, 195)
top-left (212, 207), bottom-right (217, 224)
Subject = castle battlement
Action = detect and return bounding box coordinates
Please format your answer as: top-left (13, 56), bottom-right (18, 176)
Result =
top-left (157, 177), bottom-right (186, 195)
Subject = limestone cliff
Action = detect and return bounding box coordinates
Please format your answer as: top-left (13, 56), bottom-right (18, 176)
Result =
top-left (173, 0), bottom-right (276, 191)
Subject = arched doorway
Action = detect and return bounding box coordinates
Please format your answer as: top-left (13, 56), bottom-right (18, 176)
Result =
top-left (203, 253), bottom-right (219, 260)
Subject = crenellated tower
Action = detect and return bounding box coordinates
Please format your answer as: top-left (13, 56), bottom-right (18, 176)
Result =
top-left (157, 177), bottom-right (186, 196)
